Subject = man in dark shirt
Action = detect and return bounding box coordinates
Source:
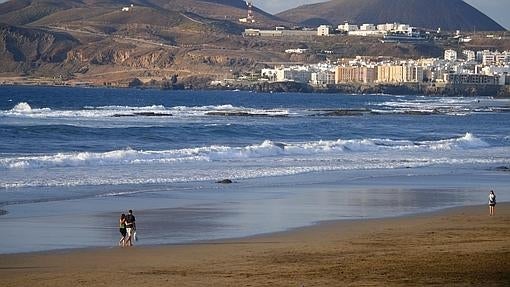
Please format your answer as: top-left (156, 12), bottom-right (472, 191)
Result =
top-left (125, 209), bottom-right (136, 246)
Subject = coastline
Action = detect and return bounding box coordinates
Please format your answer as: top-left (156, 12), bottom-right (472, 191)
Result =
top-left (1, 203), bottom-right (509, 286)
top-left (2, 79), bottom-right (510, 98)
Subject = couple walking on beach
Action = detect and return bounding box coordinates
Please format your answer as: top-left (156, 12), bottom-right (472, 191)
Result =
top-left (119, 210), bottom-right (136, 247)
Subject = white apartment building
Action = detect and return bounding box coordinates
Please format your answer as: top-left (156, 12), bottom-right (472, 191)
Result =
top-left (463, 50), bottom-right (476, 62)
top-left (481, 51), bottom-right (510, 66)
top-left (311, 70), bottom-right (336, 86)
top-left (444, 49), bottom-right (458, 61)
top-left (317, 25), bottom-right (331, 36)
top-left (360, 24), bottom-right (376, 31)
top-left (349, 24), bottom-right (384, 36)
top-left (276, 67), bottom-right (312, 83)
top-left (338, 23), bottom-right (359, 32)
top-left (377, 23), bottom-right (410, 33)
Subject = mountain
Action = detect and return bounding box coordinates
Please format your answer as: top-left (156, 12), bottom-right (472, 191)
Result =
top-left (0, 0), bottom-right (283, 27)
top-left (0, 0), bottom-right (508, 86)
top-left (277, 0), bottom-right (506, 31)
top-left (0, 0), bottom-right (292, 84)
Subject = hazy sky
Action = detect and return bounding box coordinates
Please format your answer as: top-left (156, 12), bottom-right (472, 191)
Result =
top-left (0, 0), bottom-right (508, 29)
top-left (255, 0), bottom-right (510, 30)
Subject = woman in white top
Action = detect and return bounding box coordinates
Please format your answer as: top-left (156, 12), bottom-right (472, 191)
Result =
top-left (488, 190), bottom-right (496, 216)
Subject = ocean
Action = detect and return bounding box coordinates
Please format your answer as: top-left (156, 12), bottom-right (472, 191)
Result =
top-left (1, 85), bottom-right (509, 253)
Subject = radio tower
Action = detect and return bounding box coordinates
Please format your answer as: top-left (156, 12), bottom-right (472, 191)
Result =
top-left (246, 1), bottom-right (255, 23)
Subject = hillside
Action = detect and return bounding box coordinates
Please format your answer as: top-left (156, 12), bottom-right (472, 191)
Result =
top-left (0, 0), bottom-right (285, 27)
top-left (0, 23), bottom-right (79, 75)
top-left (0, 0), bottom-right (508, 87)
top-left (277, 0), bottom-right (506, 31)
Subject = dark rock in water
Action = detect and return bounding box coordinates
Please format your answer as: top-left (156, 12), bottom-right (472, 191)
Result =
top-left (133, 112), bottom-right (172, 117)
top-left (112, 114), bottom-right (136, 117)
top-left (207, 111), bottom-right (259, 117)
top-left (206, 111), bottom-right (287, 117)
top-left (316, 109), bottom-right (368, 116)
top-left (112, 112), bottom-right (172, 117)
top-left (403, 109), bottom-right (441, 115)
top-left (495, 166), bottom-right (510, 172)
top-left (216, 179), bottom-right (233, 184)
top-left (0, 209), bottom-right (7, 216)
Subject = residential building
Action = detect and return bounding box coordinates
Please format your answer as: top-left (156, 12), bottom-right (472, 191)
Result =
top-left (377, 65), bottom-right (405, 83)
top-left (317, 25), bottom-right (331, 36)
top-left (463, 50), bottom-right (476, 62)
top-left (444, 74), bottom-right (502, 85)
top-left (376, 23), bottom-right (410, 33)
top-left (311, 70), bottom-right (336, 85)
top-left (275, 67), bottom-right (312, 83)
top-left (444, 49), bottom-right (458, 61)
top-left (481, 51), bottom-right (510, 66)
top-left (335, 66), bottom-right (377, 84)
top-left (360, 24), bottom-right (376, 31)
top-left (403, 65), bottom-right (424, 82)
top-left (338, 23), bottom-right (359, 32)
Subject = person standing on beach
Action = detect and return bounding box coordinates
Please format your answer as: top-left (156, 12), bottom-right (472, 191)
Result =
top-left (125, 210), bottom-right (136, 246)
top-left (119, 213), bottom-right (127, 246)
top-left (488, 190), bottom-right (496, 216)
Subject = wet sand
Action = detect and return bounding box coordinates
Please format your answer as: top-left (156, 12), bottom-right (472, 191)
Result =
top-left (1, 203), bottom-right (509, 286)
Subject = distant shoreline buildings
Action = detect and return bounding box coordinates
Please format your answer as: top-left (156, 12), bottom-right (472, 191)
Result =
top-left (258, 49), bottom-right (509, 87)
top-left (244, 21), bottom-right (423, 40)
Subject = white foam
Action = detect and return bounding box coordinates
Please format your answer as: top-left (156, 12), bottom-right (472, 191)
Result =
top-left (372, 97), bottom-right (510, 115)
top-left (1, 103), bottom-right (290, 119)
top-left (0, 133), bottom-right (490, 170)
top-left (8, 102), bottom-right (51, 114)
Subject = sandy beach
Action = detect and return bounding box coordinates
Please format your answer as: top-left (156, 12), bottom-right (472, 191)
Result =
top-left (1, 203), bottom-right (509, 286)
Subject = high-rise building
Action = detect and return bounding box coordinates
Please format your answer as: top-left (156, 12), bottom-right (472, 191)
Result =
top-left (462, 50), bottom-right (476, 62)
top-left (335, 66), bottom-right (377, 84)
top-left (444, 49), bottom-right (458, 61)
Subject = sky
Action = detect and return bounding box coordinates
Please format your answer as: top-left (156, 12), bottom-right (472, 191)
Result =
top-left (0, 0), bottom-right (508, 29)
top-left (254, 0), bottom-right (510, 30)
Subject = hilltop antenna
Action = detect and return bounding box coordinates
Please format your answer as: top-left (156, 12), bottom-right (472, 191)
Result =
top-left (246, 1), bottom-right (255, 23)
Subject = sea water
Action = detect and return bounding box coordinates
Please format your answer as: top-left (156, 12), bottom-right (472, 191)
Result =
top-left (1, 86), bottom-right (509, 253)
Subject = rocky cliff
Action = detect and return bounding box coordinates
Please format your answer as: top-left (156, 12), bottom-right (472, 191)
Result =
top-left (0, 23), bottom-right (78, 74)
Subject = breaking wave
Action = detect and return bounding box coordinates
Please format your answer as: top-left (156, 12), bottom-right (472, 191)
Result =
top-left (1, 103), bottom-right (290, 118)
top-left (3, 98), bottom-right (510, 120)
top-left (0, 133), bottom-right (489, 170)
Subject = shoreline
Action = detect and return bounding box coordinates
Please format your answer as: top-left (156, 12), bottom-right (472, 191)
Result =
top-left (2, 80), bottom-right (509, 98)
top-left (0, 202), bottom-right (495, 256)
top-left (1, 203), bottom-right (508, 286)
